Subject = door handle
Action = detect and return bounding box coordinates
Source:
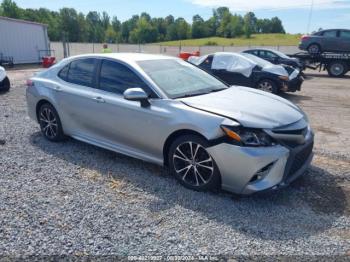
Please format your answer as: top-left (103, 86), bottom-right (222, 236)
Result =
top-left (92, 97), bottom-right (105, 103)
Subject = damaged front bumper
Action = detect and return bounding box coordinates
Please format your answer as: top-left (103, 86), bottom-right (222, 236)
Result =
top-left (207, 126), bottom-right (314, 195)
top-left (285, 69), bottom-right (304, 92)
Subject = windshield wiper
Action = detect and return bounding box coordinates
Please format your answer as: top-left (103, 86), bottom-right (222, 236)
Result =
top-left (207, 87), bottom-right (227, 93)
top-left (176, 88), bottom-right (227, 99)
top-left (176, 92), bottom-right (205, 99)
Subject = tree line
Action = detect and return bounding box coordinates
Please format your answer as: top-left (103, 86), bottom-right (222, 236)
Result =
top-left (0, 0), bottom-right (285, 44)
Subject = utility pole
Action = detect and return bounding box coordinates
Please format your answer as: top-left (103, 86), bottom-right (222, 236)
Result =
top-left (306, 0), bottom-right (314, 34)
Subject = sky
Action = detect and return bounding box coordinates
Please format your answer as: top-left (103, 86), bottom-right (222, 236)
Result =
top-left (13, 0), bottom-right (350, 34)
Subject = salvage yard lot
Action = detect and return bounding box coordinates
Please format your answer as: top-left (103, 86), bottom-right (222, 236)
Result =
top-left (0, 68), bottom-right (349, 257)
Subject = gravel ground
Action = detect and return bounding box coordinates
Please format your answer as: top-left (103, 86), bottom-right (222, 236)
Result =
top-left (0, 68), bottom-right (349, 258)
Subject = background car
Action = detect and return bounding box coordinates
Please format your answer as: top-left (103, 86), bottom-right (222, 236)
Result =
top-left (26, 53), bottom-right (313, 195)
top-left (189, 52), bottom-right (303, 94)
top-left (299, 29), bottom-right (350, 54)
top-left (243, 48), bottom-right (304, 70)
top-left (0, 66), bottom-right (10, 92)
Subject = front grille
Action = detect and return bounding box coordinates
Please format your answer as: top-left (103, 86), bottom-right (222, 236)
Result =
top-left (273, 127), bottom-right (308, 136)
top-left (287, 141), bottom-right (313, 177)
top-left (271, 127), bottom-right (309, 148)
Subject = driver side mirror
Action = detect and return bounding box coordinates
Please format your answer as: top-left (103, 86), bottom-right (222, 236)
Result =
top-left (123, 88), bottom-right (150, 107)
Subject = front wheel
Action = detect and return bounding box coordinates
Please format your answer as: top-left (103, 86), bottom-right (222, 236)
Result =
top-left (168, 135), bottom-right (221, 192)
top-left (256, 79), bottom-right (278, 94)
top-left (38, 103), bottom-right (66, 142)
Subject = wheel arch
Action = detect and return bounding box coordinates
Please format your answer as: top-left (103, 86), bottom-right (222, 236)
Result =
top-left (163, 129), bottom-right (208, 167)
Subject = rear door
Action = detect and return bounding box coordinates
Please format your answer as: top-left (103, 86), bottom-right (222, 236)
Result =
top-left (339, 30), bottom-right (350, 52)
top-left (321, 30), bottom-right (339, 51)
top-left (55, 58), bottom-right (103, 138)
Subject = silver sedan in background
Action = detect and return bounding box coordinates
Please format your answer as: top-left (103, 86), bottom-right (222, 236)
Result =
top-left (26, 53), bottom-right (314, 195)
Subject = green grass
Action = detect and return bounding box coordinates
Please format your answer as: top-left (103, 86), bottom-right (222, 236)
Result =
top-left (158, 34), bottom-right (301, 46)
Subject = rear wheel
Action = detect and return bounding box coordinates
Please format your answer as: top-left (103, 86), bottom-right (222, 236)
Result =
top-left (307, 44), bottom-right (321, 54)
top-left (327, 61), bottom-right (348, 77)
top-left (256, 79), bottom-right (278, 94)
top-left (38, 103), bottom-right (66, 142)
top-left (0, 77), bottom-right (10, 92)
top-left (168, 135), bottom-right (221, 192)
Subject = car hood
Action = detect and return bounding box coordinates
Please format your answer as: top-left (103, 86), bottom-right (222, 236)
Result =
top-left (282, 57), bottom-right (301, 65)
top-left (262, 64), bottom-right (289, 77)
top-left (179, 86), bottom-right (304, 129)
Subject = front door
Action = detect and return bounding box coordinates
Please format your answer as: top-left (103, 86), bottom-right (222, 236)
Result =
top-left (89, 59), bottom-right (168, 161)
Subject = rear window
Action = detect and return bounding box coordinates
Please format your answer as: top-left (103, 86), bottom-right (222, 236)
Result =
top-left (260, 51), bottom-right (277, 59)
top-left (67, 58), bottom-right (96, 87)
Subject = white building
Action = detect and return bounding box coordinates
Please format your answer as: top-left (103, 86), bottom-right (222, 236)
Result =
top-left (0, 16), bottom-right (50, 64)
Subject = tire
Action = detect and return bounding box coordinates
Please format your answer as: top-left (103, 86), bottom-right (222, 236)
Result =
top-left (38, 103), bottom-right (66, 142)
top-left (256, 79), bottom-right (278, 94)
top-left (0, 77), bottom-right (10, 92)
top-left (327, 61), bottom-right (348, 77)
top-left (307, 44), bottom-right (321, 54)
top-left (168, 135), bottom-right (221, 192)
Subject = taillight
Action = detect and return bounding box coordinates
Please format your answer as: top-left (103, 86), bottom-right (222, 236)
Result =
top-left (301, 35), bottom-right (310, 41)
top-left (26, 79), bottom-right (34, 87)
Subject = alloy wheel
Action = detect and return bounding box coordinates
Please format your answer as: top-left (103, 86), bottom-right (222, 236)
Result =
top-left (39, 107), bottom-right (58, 139)
top-left (172, 141), bottom-right (214, 187)
top-left (258, 81), bottom-right (273, 93)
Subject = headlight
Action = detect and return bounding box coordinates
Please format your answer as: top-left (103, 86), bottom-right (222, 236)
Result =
top-left (221, 125), bottom-right (275, 147)
top-left (278, 75), bottom-right (289, 81)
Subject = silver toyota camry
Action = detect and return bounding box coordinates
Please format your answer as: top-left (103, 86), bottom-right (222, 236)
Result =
top-left (26, 53), bottom-right (314, 195)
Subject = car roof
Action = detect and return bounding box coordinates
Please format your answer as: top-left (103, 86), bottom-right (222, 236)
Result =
top-left (317, 29), bottom-right (350, 33)
top-left (66, 52), bottom-right (177, 63)
top-left (244, 48), bottom-right (276, 52)
top-left (210, 52), bottom-right (246, 56)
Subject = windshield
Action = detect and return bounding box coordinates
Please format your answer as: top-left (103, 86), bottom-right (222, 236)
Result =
top-left (137, 59), bottom-right (227, 99)
top-left (240, 53), bottom-right (272, 68)
top-left (273, 50), bottom-right (290, 59)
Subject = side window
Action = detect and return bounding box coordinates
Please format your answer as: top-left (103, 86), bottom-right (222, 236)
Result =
top-left (340, 30), bottom-right (350, 39)
top-left (261, 51), bottom-right (277, 59)
top-left (58, 64), bottom-right (69, 81)
top-left (322, 30), bottom-right (337, 37)
top-left (99, 60), bottom-right (151, 96)
top-left (67, 58), bottom-right (96, 88)
top-left (199, 56), bottom-right (213, 71)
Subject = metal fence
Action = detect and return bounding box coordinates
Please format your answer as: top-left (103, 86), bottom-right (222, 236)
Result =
top-left (50, 42), bottom-right (300, 61)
